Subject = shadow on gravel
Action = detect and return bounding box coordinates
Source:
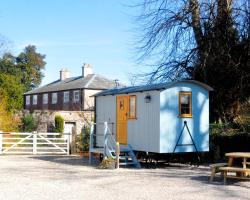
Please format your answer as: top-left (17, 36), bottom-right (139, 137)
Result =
top-left (30, 155), bottom-right (99, 167)
top-left (29, 156), bottom-right (250, 190)
top-left (140, 162), bottom-right (250, 188)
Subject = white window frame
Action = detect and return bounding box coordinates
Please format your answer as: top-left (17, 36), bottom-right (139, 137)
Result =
top-left (73, 90), bottom-right (80, 102)
top-left (52, 92), bottom-right (57, 104)
top-left (64, 91), bottom-right (70, 103)
top-left (43, 93), bottom-right (48, 104)
top-left (33, 95), bottom-right (38, 105)
top-left (26, 95), bottom-right (30, 105)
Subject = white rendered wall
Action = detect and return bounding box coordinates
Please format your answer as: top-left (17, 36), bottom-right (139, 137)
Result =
top-left (84, 89), bottom-right (102, 110)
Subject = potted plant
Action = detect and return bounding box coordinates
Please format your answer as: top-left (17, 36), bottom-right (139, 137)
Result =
top-left (99, 157), bottom-right (116, 169)
top-left (76, 126), bottom-right (90, 157)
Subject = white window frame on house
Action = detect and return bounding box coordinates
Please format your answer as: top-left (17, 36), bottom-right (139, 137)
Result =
top-left (73, 90), bottom-right (80, 102)
top-left (52, 92), bottom-right (57, 104)
top-left (33, 95), bottom-right (38, 105)
top-left (26, 95), bottom-right (30, 105)
top-left (64, 91), bottom-right (70, 103)
top-left (43, 93), bottom-right (48, 104)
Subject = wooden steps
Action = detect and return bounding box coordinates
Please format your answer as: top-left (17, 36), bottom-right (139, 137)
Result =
top-left (118, 144), bottom-right (141, 168)
top-left (89, 144), bottom-right (141, 168)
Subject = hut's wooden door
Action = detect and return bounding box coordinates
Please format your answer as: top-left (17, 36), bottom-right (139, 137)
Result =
top-left (116, 96), bottom-right (128, 144)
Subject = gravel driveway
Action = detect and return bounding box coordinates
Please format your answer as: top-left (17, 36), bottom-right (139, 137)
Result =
top-left (0, 155), bottom-right (249, 200)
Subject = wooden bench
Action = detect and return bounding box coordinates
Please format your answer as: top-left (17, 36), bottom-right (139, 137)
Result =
top-left (219, 167), bottom-right (250, 184)
top-left (209, 163), bottom-right (227, 182)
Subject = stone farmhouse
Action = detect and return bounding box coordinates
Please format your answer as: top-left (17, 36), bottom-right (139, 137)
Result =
top-left (23, 64), bottom-right (115, 135)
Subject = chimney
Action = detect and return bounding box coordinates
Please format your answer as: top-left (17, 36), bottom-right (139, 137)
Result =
top-left (82, 63), bottom-right (94, 77)
top-left (60, 68), bottom-right (70, 81)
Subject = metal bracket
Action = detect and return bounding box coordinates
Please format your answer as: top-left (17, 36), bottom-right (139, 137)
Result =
top-left (172, 121), bottom-right (200, 163)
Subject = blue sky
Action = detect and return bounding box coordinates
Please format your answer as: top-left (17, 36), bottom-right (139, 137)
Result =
top-left (0, 0), bottom-right (143, 86)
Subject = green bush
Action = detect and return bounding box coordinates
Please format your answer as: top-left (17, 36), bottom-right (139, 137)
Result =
top-left (82, 126), bottom-right (90, 151)
top-left (76, 131), bottom-right (84, 153)
top-left (21, 114), bottom-right (37, 132)
top-left (54, 115), bottom-right (64, 133)
top-left (209, 123), bottom-right (250, 162)
top-left (234, 101), bottom-right (250, 133)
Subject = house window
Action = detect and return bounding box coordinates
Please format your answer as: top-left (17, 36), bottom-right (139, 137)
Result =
top-left (26, 95), bottom-right (30, 105)
top-left (129, 95), bottom-right (136, 119)
top-left (64, 91), bottom-right (69, 103)
top-left (73, 90), bottom-right (80, 102)
top-left (52, 93), bottom-right (57, 104)
top-left (33, 95), bottom-right (37, 105)
top-left (43, 93), bottom-right (48, 104)
top-left (179, 92), bottom-right (192, 118)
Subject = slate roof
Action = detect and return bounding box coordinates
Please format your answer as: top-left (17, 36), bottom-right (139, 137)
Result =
top-left (94, 80), bottom-right (213, 96)
top-left (24, 74), bottom-right (116, 95)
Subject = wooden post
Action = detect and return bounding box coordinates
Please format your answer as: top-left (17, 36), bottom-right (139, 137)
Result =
top-left (243, 158), bottom-right (247, 177)
top-left (33, 131), bottom-right (37, 154)
top-left (0, 131), bottom-right (2, 154)
top-left (89, 123), bottom-right (94, 165)
top-left (71, 127), bottom-right (76, 154)
top-left (67, 133), bottom-right (70, 155)
top-left (223, 171), bottom-right (227, 185)
top-left (116, 142), bottom-right (120, 169)
top-left (228, 157), bottom-right (233, 167)
top-left (243, 158), bottom-right (247, 169)
top-left (209, 167), bottom-right (216, 182)
top-left (103, 122), bottom-right (108, 158)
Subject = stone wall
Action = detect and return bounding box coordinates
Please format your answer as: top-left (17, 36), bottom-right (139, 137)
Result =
top-left (22, 110), bottom-right (94, 135)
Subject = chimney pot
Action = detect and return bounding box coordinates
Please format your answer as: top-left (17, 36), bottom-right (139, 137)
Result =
top-left (82, 63), bottom-right (93, 77)
top-left (60, 68), bottom-right (70, 81)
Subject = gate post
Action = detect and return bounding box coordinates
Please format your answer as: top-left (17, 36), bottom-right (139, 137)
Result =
top-left (0, 131), bottom-right (2, 154)
top-left (67, 133), bottom-right (70, 155)
top-left (103, 122), bottom-right (108, 158)
top-left (89, 122), bottom-right (94, 165)
top-left (116, 142), bottom-right (120, 169)
top-left (33, 131), bottom-right (37, 154)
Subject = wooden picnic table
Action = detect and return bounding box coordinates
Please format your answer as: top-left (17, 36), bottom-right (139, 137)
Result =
top-left (225, 152), bottom-right (250, 169)
top-left (218, 152), bottom-right (250, 184)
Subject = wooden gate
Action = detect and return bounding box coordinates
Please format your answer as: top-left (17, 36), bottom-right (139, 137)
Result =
top-left (0, 132), bottom-right (70, 155)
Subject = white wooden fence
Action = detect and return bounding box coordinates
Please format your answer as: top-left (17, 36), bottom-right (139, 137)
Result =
top-left (0, 131), bottom-right (70, 155)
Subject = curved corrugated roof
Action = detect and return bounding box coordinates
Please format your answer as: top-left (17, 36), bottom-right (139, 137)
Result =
top-left (94, 80), bottom-right (213, 96)
top-left (24, 74), bottom-right (116, 95)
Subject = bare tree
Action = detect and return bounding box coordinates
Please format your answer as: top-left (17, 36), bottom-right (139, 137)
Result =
top-left (134, 0), bottom-right (250, 122)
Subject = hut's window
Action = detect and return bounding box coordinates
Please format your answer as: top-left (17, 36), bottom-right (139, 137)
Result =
top-left (129, 95), bottom-right (136, 119)
top-left (119, 99), bottom-right (124, 110)
top-left (179, 92), bottom-right (192, 118)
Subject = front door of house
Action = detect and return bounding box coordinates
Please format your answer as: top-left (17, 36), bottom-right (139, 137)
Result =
top-left (64, 122), bottom-right (75, 143)
top-left (116, 96), bottom-right (128, 144)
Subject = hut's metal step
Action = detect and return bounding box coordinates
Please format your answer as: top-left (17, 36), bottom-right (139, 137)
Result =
top-left (119, 144), bottom-right (141, 168)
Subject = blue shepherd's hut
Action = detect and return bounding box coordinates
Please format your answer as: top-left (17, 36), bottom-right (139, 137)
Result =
top-left (94, 80), bottom-right (213, 154)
